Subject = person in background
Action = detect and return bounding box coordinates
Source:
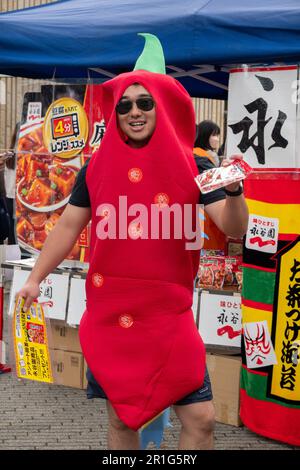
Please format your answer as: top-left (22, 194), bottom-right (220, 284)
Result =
top-left (4, 124), bottom-right (18, 244)
top-left (194, 120), bottom-right (221, 167)
top-left (0, 155), bottom-right (5, 197)
top-left (193, 121), bottom-right (227, 251)
top-left (0, 152), bottom-right (10, 243)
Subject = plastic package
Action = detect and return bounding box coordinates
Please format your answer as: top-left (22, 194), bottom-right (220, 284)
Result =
top-left (195, 158), bottom-right (252, 194)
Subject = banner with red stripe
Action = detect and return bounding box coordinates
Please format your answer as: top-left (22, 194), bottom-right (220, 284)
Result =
top-left (241, 172), bottom-right (300, 446)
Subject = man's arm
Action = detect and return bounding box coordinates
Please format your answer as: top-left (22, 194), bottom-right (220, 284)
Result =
top-left (205, 192), bottom-right (249, 238)
top-left (204, 156), bottom-right (249, 238)
top-left (18, 204), bottom-right (91, 309)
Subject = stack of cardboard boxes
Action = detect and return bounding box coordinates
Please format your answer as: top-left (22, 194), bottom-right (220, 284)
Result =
top-left (50, 321), bottom-right (86, 389)
top-left (196, 237), bottom-right (243, 427)
top-left (206, 352), bottom-right (242, 427)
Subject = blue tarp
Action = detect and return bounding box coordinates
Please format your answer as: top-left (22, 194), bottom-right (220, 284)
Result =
top-left (1, 0), bottom-right (300, 98)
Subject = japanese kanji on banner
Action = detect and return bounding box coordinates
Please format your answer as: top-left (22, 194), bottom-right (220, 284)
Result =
top-left (15, 82), bottom-right (105, 265)
top-left (198, 292), bottom-right (242, 348)
top-left (241, 171), bottom-right (300, 446)
top-left (13, 296), bottom-right (53, 383)
top-left (227, 65), bottom-right (298, 168)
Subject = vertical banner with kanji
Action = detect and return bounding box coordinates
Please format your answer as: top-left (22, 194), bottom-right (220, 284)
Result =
top-left (241, 172), bottom-right (300, 446)
top-left (227, 65), bottom-right (300, 445)
top-left (227, 66), bottom-right (298, 168)
top-left (13, 296), bottom-right (53, 383)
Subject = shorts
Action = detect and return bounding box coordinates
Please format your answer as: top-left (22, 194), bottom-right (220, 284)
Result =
top-left (86, 367), bottom-right (213, 405)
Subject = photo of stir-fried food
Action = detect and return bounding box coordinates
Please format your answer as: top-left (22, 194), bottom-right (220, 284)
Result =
top-left (15, 123), bottom-right (82, 260)
top-left (18, 126), bottom-right (47, 155)
top-left (16, 125), bottom-right (79, 209)
top-left (16, 200), bottom-right (80, 259)
top-left (17, 158), bottom-right (78, 209)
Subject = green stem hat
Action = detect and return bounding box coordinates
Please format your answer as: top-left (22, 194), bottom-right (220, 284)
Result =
top-left (133, 33), bottom-right (166, 74)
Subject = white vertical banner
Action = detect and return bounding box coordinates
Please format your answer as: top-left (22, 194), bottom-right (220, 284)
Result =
top-left (192, 288), bottom-right (199, 323)
top-left (67, 277), bottom-right (86, 325)
top-left (227, 66), bottom-right (298, 169)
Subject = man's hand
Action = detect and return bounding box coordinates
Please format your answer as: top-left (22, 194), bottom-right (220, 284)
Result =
top-left (0, 151), bottom-right (14, 163)
top-left (17, 280), bottom-right (40, 311)
top-left (221, 154), bottom-right (243, 192)
top-left (0, 151), bottom-right (14, 173)
top-left (0, 153), bottom-right (6, 171)
top-left (205, 154), bottom-right (249, 238)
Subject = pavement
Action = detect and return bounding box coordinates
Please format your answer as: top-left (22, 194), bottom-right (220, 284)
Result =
top-left (0, 283), bottom-right (298, 451)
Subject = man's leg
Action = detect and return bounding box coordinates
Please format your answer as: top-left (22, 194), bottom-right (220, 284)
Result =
top-left (173, 400), bottom-right (215, 450)
top-left (106, 401), bottom-right (140, 450)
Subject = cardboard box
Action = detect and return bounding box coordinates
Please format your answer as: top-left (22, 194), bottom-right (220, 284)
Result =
top-left (227, 239), bottom-right (243, 257)
top-left (82, 360), bottom-right (88, 389)
top-left (50, 321), bottom-right (82, 353)
top-left (51, 349), bottom-right (83, 389)
top-left (206, 353), bottom-right (242, 426)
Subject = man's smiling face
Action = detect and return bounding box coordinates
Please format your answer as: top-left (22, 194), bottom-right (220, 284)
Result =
top-left (116, 84), bottom-right (156, 148)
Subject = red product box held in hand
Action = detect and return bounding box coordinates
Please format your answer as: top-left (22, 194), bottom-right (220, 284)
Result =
top-left (195, 158), bottom-right (252, 194)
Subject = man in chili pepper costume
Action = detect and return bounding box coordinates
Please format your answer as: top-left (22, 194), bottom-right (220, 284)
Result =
top-left (18, 34), bottom-right (248, 449)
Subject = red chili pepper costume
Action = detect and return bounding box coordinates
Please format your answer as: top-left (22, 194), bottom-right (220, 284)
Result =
top-left (79, 36), bottom-right (206, 431)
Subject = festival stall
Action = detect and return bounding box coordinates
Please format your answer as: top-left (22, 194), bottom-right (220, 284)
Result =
top-left (1, 0), bottom-right (300, 445)
top-left (227, 65), bottom-right (300, 446)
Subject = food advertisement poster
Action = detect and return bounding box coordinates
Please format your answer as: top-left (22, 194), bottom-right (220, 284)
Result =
top-left (13, 296), bottom-right (53, 383)
top-left (15, 83), bottom-right (104, 264)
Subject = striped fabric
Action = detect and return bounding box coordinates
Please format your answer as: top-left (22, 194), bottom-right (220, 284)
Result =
top-left (241, 172), bottom-right (300, 446)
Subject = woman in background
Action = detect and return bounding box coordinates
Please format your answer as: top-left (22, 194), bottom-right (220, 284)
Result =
top-left (4, 124), bottom-right (18, 244)
top-left (0, 152), bottom-right (10, 243)
top-left (193, 120), bottom-right (226, 252)
top-left (194, 120), bottom-right (221, 167)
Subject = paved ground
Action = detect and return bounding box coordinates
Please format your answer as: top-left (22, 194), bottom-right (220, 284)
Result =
top-left (1, 283), bottom-right (298, 450)
top-left (0, 372), bottom-right (298, 451)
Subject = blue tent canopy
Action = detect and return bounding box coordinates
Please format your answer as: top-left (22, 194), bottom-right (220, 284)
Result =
top-left (1, 0), bottom-right (300, 98)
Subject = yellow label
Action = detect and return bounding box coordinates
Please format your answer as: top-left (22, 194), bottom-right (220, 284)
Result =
top-left (43, 97), bottom-right (88, 159)
top-left (246, 199), bottom-right (300, 234)
top-left (271, 239), bottom-right (300, 401)
top-left (13, 296), bottom-right (53, 383)
top-left (242, 305), bottom-right (273, 332)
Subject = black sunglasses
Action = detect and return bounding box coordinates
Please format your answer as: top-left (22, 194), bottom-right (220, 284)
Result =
top-left (116, 97), bottom-right (155, 115)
